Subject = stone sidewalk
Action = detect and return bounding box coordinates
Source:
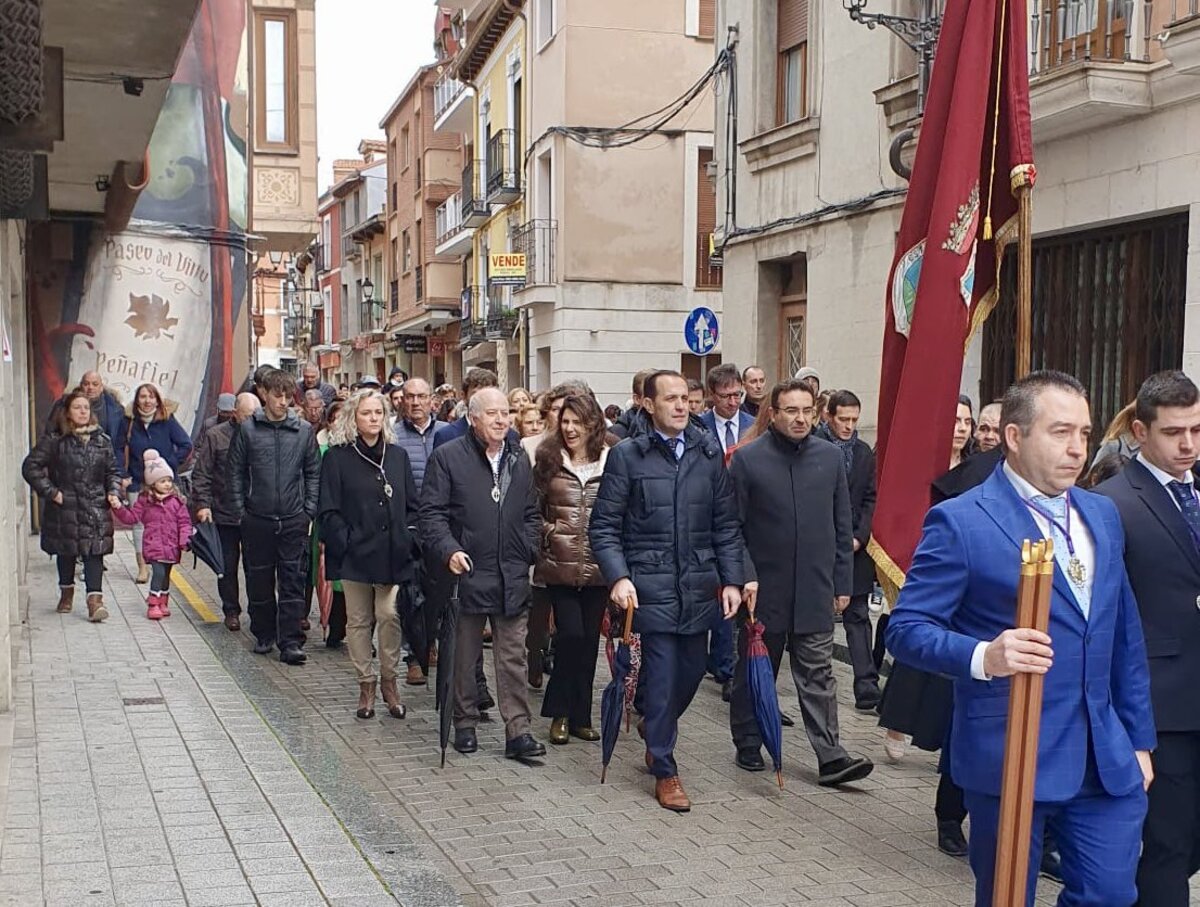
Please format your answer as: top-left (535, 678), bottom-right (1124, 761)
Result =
top-left (0, 541), bottom-right (450, 907)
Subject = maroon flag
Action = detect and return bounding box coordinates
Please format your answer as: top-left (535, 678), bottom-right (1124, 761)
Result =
top-left (869, 0), bottom-right (1035, 596)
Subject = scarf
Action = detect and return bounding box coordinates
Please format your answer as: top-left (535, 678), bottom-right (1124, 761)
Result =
top-left (138, 410), bottom-right (155, 426)
top-left (830, 430), bottom-right (857, 474)
top-left (71, 424), bottom-right (100, 439)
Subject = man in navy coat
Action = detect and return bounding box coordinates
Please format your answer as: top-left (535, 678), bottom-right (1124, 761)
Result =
top-left (1096, 370), bottom-right (1200, 907)
top-left (698, 363), bottom-right (756, 696)
top-left (886, 370), bottom-right (1155, 906)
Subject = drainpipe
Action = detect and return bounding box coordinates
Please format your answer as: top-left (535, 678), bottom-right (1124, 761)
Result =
top-left (502, 0), bottom-right (531, 387)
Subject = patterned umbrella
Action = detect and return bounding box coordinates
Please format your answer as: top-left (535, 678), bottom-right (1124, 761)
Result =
top-left (600, 601), bottom-right (636, 784)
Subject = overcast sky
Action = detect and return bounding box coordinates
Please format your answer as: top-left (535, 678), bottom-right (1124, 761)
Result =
top-left (315, 1), bottom-right (436, 191)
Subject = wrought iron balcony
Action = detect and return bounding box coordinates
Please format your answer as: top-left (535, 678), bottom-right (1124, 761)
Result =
top-left (461, 161), bottom-right (490, 228)
top-left (459, 318), bottom-right (488, 349)
top-left (313, 243), bottom-right (329, 273)
top-left (696, 232), bottom-right (722, 289)
top-left (389, 279), bottom-right (399, 314)
top-left (485, 129), bottom-right (521, 204)
top-left (510, 219), bottom-right (557, 288)
top-left (415, 265), bottom-right (424, 302)
top-left (486, 310), bottom-right (519, 340)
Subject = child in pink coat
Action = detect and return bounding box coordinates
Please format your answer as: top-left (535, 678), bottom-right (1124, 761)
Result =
top-left (112, 449), bottom-right (193, 620)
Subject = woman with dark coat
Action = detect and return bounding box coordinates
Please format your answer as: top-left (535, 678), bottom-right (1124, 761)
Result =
top-left (22, 390), bottom-right (123, 622)
top-left (124, 383), bottom-right (193, 583)
top-left (318, 389), bottom-right (418, 721)
top-left (532, 394), bottom-right (613, 745)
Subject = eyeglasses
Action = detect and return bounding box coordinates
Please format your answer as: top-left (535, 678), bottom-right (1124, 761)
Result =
top-left (713, 390), bottom-right (744, 401)
top-left (778, 407), bottom-right (816, 418)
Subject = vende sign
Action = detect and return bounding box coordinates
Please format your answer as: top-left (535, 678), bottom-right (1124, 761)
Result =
top-left (488, 252), bottom-right (527, 287)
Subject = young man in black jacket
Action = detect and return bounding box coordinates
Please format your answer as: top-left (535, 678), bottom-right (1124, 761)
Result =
top-left (228, 368), bottom-right (320, 665)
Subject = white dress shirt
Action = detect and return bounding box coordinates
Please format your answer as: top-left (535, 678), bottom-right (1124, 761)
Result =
top-left (1135, 452), bottom-right (1194, 513)
top-left (713, 412), bottom-right (740, 452)
top-left (969, 463), bottom-right (1097, 681)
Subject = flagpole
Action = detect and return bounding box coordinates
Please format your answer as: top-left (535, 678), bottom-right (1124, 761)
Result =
top-left (1014, 180), bottom-right (1033, 379)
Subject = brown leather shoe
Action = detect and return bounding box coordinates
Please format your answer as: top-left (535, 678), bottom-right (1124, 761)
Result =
top-left (527, 664), bottom-right (543, 689)
top-left (379, 677), bottom-right (407, 719)
top-left (223, 613), bottom-right (241, 632)
top-left (406, 661), bottom-right (427, 686)
top-left (655, 776), bottom-right (691, 812)
top-left (56, 587), bottom-right (74, 613)
top-left (356, 681), bottom-right (376, 720)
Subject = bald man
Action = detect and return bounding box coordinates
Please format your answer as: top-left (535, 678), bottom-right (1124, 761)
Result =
top-left (44, 370), bottom-right (129, 471)
top-left (193, 391), bottom-right (260, 631)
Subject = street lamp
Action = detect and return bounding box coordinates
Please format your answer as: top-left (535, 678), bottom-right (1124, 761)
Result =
top-left (841, 0), bottom-right (942, 117)
top-left (267, 249), bottom-right (284, 267)
top-left (362, 277), bottom-right (374, 303)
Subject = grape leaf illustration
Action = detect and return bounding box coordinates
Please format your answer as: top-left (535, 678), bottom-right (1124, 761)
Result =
top-left (125, 293), bottom-right (179, 340)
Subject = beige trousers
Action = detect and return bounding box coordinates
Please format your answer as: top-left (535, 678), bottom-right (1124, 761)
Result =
top-left (342, 581), bottom-right (402, 684)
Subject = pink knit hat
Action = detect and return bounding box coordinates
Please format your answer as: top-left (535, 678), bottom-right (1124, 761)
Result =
top-left (142, 449), bottom-right (174, 486)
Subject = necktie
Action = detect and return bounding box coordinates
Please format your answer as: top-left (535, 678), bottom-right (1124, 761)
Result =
top-left (724, 420), bottom-right (736, 452)
top-left (672, 437), bottom-right (683, 460)
top-left (1032, 493), bottom-right (1090, 618)
top-left (1167, 481), bottom-right (1200, 549)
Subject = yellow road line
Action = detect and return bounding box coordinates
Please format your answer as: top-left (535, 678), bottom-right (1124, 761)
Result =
top-left (172, 570), bottom-right (220, 623)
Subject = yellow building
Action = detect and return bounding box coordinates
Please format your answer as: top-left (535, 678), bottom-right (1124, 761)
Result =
top-left (452, 0), bottom-right (527, 386)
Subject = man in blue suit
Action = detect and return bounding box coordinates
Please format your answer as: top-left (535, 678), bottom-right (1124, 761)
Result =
top-left (886, 371), bottom-right (1155, 907)
top-left (1095, 370), bottom-right (1200, 907)
top-left (698, 363), bottom-right (757, 698)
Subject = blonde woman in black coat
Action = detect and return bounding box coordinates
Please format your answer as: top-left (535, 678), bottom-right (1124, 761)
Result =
top-left (317, 389), bottom-right (418, 721)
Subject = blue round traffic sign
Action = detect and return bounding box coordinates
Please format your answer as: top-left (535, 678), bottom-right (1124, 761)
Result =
top-left (684, 307), bottom-right (719, 355)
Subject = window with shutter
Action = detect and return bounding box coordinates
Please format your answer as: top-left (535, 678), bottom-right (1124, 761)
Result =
top-left (699, 0), bottom-right (716, 39)
top-left (777, 0), bottom-right (809, 125)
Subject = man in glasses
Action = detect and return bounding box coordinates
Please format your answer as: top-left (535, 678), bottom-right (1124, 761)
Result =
top-left (727, 379), bottom-right (874, 787)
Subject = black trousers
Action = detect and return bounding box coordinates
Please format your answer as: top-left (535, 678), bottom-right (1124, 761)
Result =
top-left (540, 585), bottom-right (607, 726)
top-left (216, 523), bottom-right (243, 616)
top-left (1137, 730), bottom-right (1200, 906)
top-left (327, 589), bottom-right (347, 645)
top-left (843, 593), bottom-right (881, 705)
top-left (57, 555), bottom-right (103, 594)
top-left (527, 586), bottom-right (552, 670)
top-left (241, 512), bottom-right (309, 650)
top-left (936, 771), bottom-right (967, 823)
top-left (873, 610), bottom-right (889, 672)
top-left (150, 562), bottom-right (174, 593)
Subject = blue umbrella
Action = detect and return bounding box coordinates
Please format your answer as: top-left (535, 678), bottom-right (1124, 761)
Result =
top-left (600, 600), bottom-right (636, 784)
top-left (746, 605), bottom-right (784, 788)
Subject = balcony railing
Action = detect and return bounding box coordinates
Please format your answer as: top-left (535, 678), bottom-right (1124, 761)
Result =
top-left (485, 130), bottom-right (521, 204)
top-left (510, 219), bottom-right (557, 288)
top-left (437, 191), bottom-right (464, 243)
top-left (434, 71), bottom-right (467, 121)
top-left (460, 318), bottom-right (488, 349)
top-left (342, 233), bottom-right (358, 260)
top-left (461, 161), bottom-right (490, 227)
top-left (1029, 0), bottom-right (1147, 73)
top-left (696, 232), bottom-right (723, 289)
top-left (389, 279), bottom-right (399, 314)
top-left (1166, 0), bottom-right (1198, 20)
top-left (415, 265), bottom-right (424, 302)
top-left (313, 243), bottom-right (328, 273)
top-left (486, 310), bottom-right (519, 340)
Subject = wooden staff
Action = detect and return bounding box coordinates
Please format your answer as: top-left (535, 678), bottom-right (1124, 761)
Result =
top-left (992, 539), bottom-right (1055, 906)
top-left (1014, 182), bottom-right (1034, 379)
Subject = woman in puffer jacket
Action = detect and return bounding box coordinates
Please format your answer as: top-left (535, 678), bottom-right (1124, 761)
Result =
top-left (123, 383), bottom-right (192, 583)
top-left (22, 390), bottom-right (123, 622)
top-left (532, 393), bottom-right (615, 745)
top-left (112, 450), bottom-right (193, 621)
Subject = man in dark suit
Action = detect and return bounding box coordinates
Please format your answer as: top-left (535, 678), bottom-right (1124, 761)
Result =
top-left (698, 363), bottom-right (757, 697)
top-left (1096, 369), bottom-right (1200, 907)
top-left (824, 390), bottom-right (881, 710)
top-left (887, 370), bottom-right (1155, 906)
top-left (432, 367), bottom-right (518, 451)
top-left (729, 379), bottom-right (872, 786)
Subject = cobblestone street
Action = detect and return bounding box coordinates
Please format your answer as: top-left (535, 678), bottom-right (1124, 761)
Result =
top-left (0, 539), bottom-right (1091, 906)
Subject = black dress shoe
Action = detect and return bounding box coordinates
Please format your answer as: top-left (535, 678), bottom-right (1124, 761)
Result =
top-left (817, 755), bottom-right (874, 787)
top-left (780, 711), bottom-right (795, 727)
top-left (279, 647), bottom-right (307, 666)
top-left (854, 698), bottom-right (882, 713)
top-left (453, 728), bottom-right (478, 754)
top-left (253, 639), bottom-right (275, 655)
top-left (478, 693), bottom-right (496, 712)
top-left (1039, 845), bottom-right (1064, 882)
top-left (736, 747), bottom-right (766, 772)
top-left (937, 820), bottom-right (969, 857)
top-left (721, 680), bottom-right (733, 703)
top-left (505, 733), bottom-right (547, 762)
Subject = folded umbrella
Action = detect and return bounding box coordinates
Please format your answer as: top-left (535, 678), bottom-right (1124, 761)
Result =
top-left (746, 603), bottom-right (784, 788)
top-left (396, 577), bottom-right (428, 674)
top-left (437, 567), bottom-right (468, 768)
top-left (189, 520), bottom-right (225, 578)
top-left (600, 600), bottom-right (636, 784)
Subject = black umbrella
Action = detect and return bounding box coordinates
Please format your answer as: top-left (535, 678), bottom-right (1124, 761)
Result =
top-left (396, 577), bottom-right (428, 674)
top-left (189, 520), bottom-right (225, 578)
top-left (600, 600), bottom-right (636, 784)
top-left (437, 562), bottom-right (470, 768)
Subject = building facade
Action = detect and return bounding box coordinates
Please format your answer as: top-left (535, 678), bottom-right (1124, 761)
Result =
top-left (382, 65), bottom-right (466, 388)
top-left (715, 0), bottom-right (1200, 440)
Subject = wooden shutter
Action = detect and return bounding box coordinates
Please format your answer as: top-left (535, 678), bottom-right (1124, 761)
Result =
top-left (699, 0), bottom-right (716, 39)
top-left (778, 0), bottom-right (809, 51)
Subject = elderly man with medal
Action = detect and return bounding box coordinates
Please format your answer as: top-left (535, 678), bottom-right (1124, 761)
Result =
top-left (886, 371), bottom-right (1155, 907)
top-left (419, 387), bottom-right (546, 764)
